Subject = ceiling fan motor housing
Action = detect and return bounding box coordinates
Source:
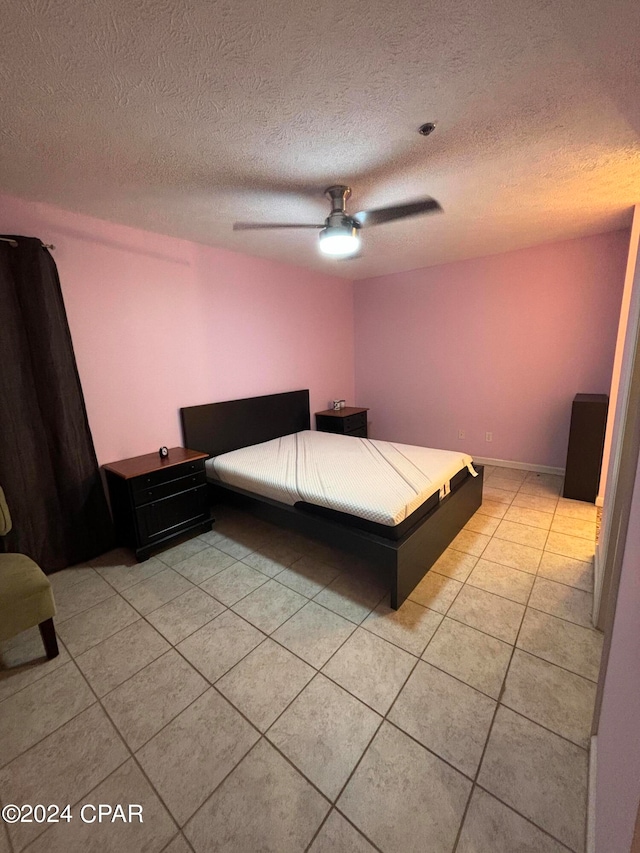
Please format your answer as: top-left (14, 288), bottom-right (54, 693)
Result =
top-left (325, 212), bottom-right (359, 231)
top-left (324, 185), bottom-right (360, 234)
top-left (319, 186), bottom-right (361, 256)
top-left (325, 185), bottom-right (352, 213)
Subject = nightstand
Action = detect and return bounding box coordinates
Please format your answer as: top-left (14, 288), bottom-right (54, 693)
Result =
top-left (315, 407), bottom-right (369, 438)
top-left (103, 447), bottom-right (212, 561)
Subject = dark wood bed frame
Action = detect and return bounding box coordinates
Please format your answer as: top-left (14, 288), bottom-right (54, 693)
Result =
top-left (181, 389), bottom-right (483, 609)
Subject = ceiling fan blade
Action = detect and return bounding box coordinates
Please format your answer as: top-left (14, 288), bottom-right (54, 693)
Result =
top-left (233, 222), bottom-right (324, 231)
top-left (353, 198), bottom-right (442, 227)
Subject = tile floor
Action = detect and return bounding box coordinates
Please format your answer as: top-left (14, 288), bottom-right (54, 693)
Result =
top-left (0, 466), bottom-right (603, 853)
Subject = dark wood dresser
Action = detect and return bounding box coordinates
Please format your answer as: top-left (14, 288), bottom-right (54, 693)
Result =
top-left (103, 447), bottom-right (212, 560)
top-left (563, 394), bottom-right (608, 502)
top-left (315, 407), bottom-right (369, 438)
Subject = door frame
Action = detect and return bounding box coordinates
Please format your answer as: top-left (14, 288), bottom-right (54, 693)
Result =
top-left (592, 210), bottom-right (640, 732)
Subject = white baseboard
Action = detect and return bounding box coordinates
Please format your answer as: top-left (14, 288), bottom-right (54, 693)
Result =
top-left (595, 494), bottom-right (604, 507)
top-left (587, 735), bottom-right (597, 853)
top-left (473, 456), bottom-right (565, 477)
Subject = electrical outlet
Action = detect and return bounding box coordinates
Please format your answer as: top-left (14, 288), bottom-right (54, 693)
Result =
top-left (458, 429), bottom-right (465, 439)
top-left (485, 431), bottom-right (493, 442)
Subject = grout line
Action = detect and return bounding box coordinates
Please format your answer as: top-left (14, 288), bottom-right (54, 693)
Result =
top-left (165, 699), bottom-right (335, 836)
top-left (260, 676), bottom-right (382, 813)
top-left (138, 555), bottom-right (400, 846)
top-left (175, 734), bottom-right (267, 833)
top-left (417, 603), bottom-right (600, 684)
top-left (4, 586), bottom-right (277, 845)
top-left (57, 615), bottom-right (145, 660)
top-left (302, 811), bottom-right (331, 852)
top-left (530, 571), bottom-right (593, 594)
top-left (214, 643), bottom-right (316, 736)
top-left (437, 599), bottom-right (522, 644)
top-left (379, 716), bottom-right (482, 785)
top-left (319, 635), bottom-right (448, 712)
top-left (304, 634), bottom-right (429, 852)
top-left (0, 802), bottom-right (15, 853)
top-left (451, 528), bottom-right (539, 852)
top-left (71, 654), bottom-right (246, 843)
top-left (3, 492), bottom-right (593, 852)
top-left (356, 613), bottom-right (441, 659)
top-left (94, 563), bottom-right (166, 594)
top-left (453, 478), bottom-right (592, 852)
top-left (304, 808), bottom-right (385, 853)
top-left (525, 600), bottom-right (596, 631)
top-left (1, 654), bottom-right (177, 849)
top-left (0, 633), bottom-right (91, 711)
top-left (494, 700), bottom-right (591, 752)
top-left (454, 570), bottom-right (594, 630)
top-left (502, 642), bottom-right (600, 684)
top-left (445, 549), bottom-right (594, 593)
top-left (472, 785), bottom-right (577, 852)
top-left (0, 658), bottom-right (72, 708)
top-left (463, 574), bottom-right (534, 603)
top-left (160, 831), bottom-right (195, 853)
top-left (418, 647), bottom-right (503, 701)
top-left (72, 664), bottom-right (183, 829)
top-left (57, 563), bottom-right (387, 729)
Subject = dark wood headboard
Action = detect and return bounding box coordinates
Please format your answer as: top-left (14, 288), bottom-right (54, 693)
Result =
top-left (180, 389), bottom-right (310, 457)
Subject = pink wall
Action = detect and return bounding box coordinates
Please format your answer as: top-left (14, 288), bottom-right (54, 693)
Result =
top-left (354, 231), bottom-right (628, 468)
top-left (1, 192), bottom-right (627, 474)
top-left (0, 194), bottom-right (355, 464)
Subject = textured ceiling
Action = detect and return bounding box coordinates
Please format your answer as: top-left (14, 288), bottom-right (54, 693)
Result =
top-left (1, 0), bottom-right (639, 279)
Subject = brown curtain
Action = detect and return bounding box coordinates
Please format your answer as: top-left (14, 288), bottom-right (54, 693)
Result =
top-left (0, 235), bottom-right (113, 571)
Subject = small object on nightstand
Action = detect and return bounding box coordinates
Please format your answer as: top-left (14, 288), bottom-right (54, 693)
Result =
top-left (159, 446), bottom-right (169, 459)
top-left (103, 447), bottom-right (212, 561)
top-left (315, 406), bottom-right (369, 438)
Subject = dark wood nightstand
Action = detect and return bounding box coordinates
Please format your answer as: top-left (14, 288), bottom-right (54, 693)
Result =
top-left (103, 447), bottom-right (212, 561)
top-left (315, 407), bottom-right (369, 438)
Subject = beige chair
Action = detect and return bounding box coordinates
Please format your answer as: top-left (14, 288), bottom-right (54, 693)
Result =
top-left (0, 486), bottom-right (58, 659)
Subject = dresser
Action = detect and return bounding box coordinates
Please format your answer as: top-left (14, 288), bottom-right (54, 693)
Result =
top-left (563, 394), bottom-right (608, 502)
top-left (315, 407), bottom-right (369, 438)
top-left (103, 447), bottom-right (212, 560)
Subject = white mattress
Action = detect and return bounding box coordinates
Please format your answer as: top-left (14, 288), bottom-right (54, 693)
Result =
top-left (206, 430), bottom-right (477, 527)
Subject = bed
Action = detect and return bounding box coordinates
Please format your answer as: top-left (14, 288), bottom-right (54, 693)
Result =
top-left (180, 389), bottom-right (483, 609)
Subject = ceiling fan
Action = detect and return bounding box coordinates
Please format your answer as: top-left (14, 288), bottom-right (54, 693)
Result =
top-left (233, 185), bottom-right (442, 258)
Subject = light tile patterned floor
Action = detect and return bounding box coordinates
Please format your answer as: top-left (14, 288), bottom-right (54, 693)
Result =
top-left (0, 466), bottom-right (602, 853)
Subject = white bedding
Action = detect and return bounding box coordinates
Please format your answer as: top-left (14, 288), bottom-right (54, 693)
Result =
top-left (206, 430), bottom-right (476, 527)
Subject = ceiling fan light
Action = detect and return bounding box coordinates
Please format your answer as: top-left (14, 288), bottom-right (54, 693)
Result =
top-left (318, 226), bottom-right (361, 257)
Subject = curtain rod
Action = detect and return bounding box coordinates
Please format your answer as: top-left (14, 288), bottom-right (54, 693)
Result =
top-left (0, 236), bottom-right (55, 250)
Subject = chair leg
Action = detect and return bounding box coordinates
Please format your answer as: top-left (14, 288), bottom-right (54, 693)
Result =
top-left (39, 618), bottom-right (59, 660)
